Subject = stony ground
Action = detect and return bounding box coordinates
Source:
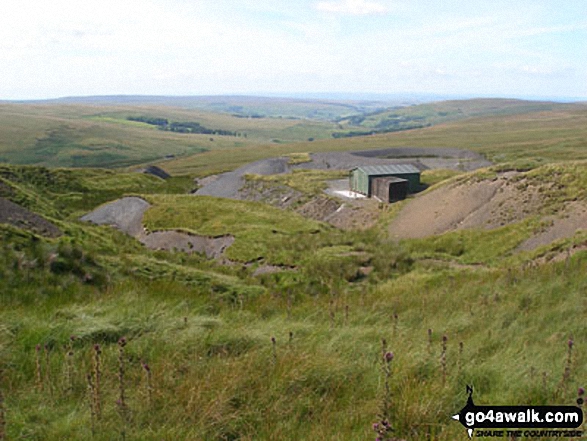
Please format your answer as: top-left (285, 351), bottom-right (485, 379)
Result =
top-left (80, 196), bottom-right (150, 236)
top-left (81, 197), bottom-right (234, 258)
top-left (80, 149), bottom-right (587, 261)
top-left (388, 173), bottom-right (587, 250)
top-left (195, 147), bottom-right (491, 199)
top-left (518, 202), bottom-right (587, 252)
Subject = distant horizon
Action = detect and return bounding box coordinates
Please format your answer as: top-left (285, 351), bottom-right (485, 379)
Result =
top-left (3, 91), bottom-right (586, 105)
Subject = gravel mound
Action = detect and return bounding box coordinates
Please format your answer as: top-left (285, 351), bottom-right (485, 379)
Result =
top-left (81, 197), bottom-right (235, 259)
top-left (0, 197), bottom-right (61, 237)
top-left (389, 179), bottom-right (503, 239)
top-left (196, 157), bottom-right (289, 199)
top-left (80, 197), bottom-right (150, 236)
top-left (388, 172), bottom-right (585, 242)
top-left (518, 202), bottom-right (587, 252)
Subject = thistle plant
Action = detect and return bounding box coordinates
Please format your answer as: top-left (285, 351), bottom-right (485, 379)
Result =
top-left (142, 362), bottom-right (153, 408)
top-left (427, 329), bottom-right (433, 355)
top-left (35, 344), bottom-right (43, 392)
top-left (577, 387), bottom-right (585, 433)
top-left (458, 341), bottom-right (464, 374)
top-left (286, 289), bottom-right (293, 320)
top-left (64, 336), bottom-right (76, 395)
top-left (373, 338), bottom-right (395, 441)
top-left (43, 344), bottom-right (52, 397)
top-left (86, 373), bottom-right (96, 437)
top-left (117, 337), bottom-right (129, 440)
top-left (562, 337), bottom-right (574, 384)
top-left (556, 337), bottom-right (574, 398)
top-left (329, 299), bottom-right (335, 329)
top-left (92, 344), bottom-right (102, 419)
top-left (0, 368), bottom-right (6, 441)
top-left (271, 336), bottom-right (277, 365)
top-left (441, 335), bottom-right (448, 386)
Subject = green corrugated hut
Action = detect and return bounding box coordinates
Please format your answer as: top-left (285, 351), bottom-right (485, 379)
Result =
top-left (349, 164), bottom-right (421, 197)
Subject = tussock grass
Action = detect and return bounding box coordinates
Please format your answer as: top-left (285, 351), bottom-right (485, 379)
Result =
top-left (284, 152), bottom-right (312, 165)
top-left (2, 153), bottom-right (587, 439)
top-left (246, 169), bottom-right (347, 198)
top-left (142, 194), bottom-right (326, 263)
top-left (3, 254), bottom-right (587, 440)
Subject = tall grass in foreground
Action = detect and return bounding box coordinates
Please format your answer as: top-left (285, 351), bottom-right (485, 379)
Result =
top-left (0, 250), bottom-right (586, 440)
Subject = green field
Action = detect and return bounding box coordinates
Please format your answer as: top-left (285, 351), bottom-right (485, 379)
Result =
top-left (1, 98), bottom-right (587, 440)
top-left (2, 98), bottom-right (584, 173)
top-left (0, 103), bottom-right (337, 168)
top-left (163, 100), bottom-right (587, 175)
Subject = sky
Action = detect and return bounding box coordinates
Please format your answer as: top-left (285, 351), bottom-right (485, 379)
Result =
top-left (1, 0), bottom-right (586, 100)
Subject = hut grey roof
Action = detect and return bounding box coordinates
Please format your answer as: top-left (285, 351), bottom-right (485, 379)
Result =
top-left (352, 164), bottom-right (420, 176)
top-left (372, 176), bottom-right (408, 183)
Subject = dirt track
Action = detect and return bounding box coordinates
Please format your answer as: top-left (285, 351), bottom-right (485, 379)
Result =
top-left (196, 157), bottom-right (289, 198)
top-left (195, 147), bottom-right (491, 200)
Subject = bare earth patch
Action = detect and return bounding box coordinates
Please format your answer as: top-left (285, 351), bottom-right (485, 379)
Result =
top-left (80, 196), bottom-right (150, 236)
top-left (389, 178), bottom-right (504, 239)
top-left (0, 197), bottom-right (61, 237)
top-left (295, 193), bottom-right (381, 230)
top-left (390, 173), bottom-right (585, 239)
top-left (388, 172), bottom-right (587, 250)
top-left (81, 197), bottom-right (234, 259)
top-left (518, 202), bottom-right (587, 252)
top-left (138, 231), bottom-right (234, 259)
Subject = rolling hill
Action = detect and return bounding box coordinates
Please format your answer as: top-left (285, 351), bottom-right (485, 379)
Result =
top-left (1, 97), bottom-right (587, 440)
top-left (0, 97), bottom-right (581, 171)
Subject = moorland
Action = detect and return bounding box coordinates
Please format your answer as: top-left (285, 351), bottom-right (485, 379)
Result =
top-left (0, 96), bottom-right (586, 440)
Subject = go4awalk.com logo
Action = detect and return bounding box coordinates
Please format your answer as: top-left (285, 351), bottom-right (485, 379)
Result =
top-left (452, 386), bottom-right (583, 438)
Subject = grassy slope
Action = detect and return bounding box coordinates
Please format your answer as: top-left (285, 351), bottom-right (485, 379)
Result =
top-left (0, 161), bottom-right (586, 440)
top-left (2, 103), bottom-right (587, 439)
top-left (347, 98), bottom-right (567, 129)
top-left (0, 104), bottom-right (336, 168)
top-left (142, 194), bottom-right (326, 263)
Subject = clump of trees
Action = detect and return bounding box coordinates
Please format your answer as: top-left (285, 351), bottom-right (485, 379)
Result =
top-left (128, 116), bottom-right (239, 136)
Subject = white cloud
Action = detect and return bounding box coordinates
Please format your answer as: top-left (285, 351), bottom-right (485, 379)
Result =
top-left (0, 0), bottom-right (584, 99)
top-left (315, 0), bottom-right (388, 15)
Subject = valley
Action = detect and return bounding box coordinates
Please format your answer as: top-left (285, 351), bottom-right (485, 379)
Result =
top-left (0, 97), bottom-right (586, 440)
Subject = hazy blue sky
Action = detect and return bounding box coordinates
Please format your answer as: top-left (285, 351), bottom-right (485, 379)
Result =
top-left (1, 0), bottom-right (586, 100)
